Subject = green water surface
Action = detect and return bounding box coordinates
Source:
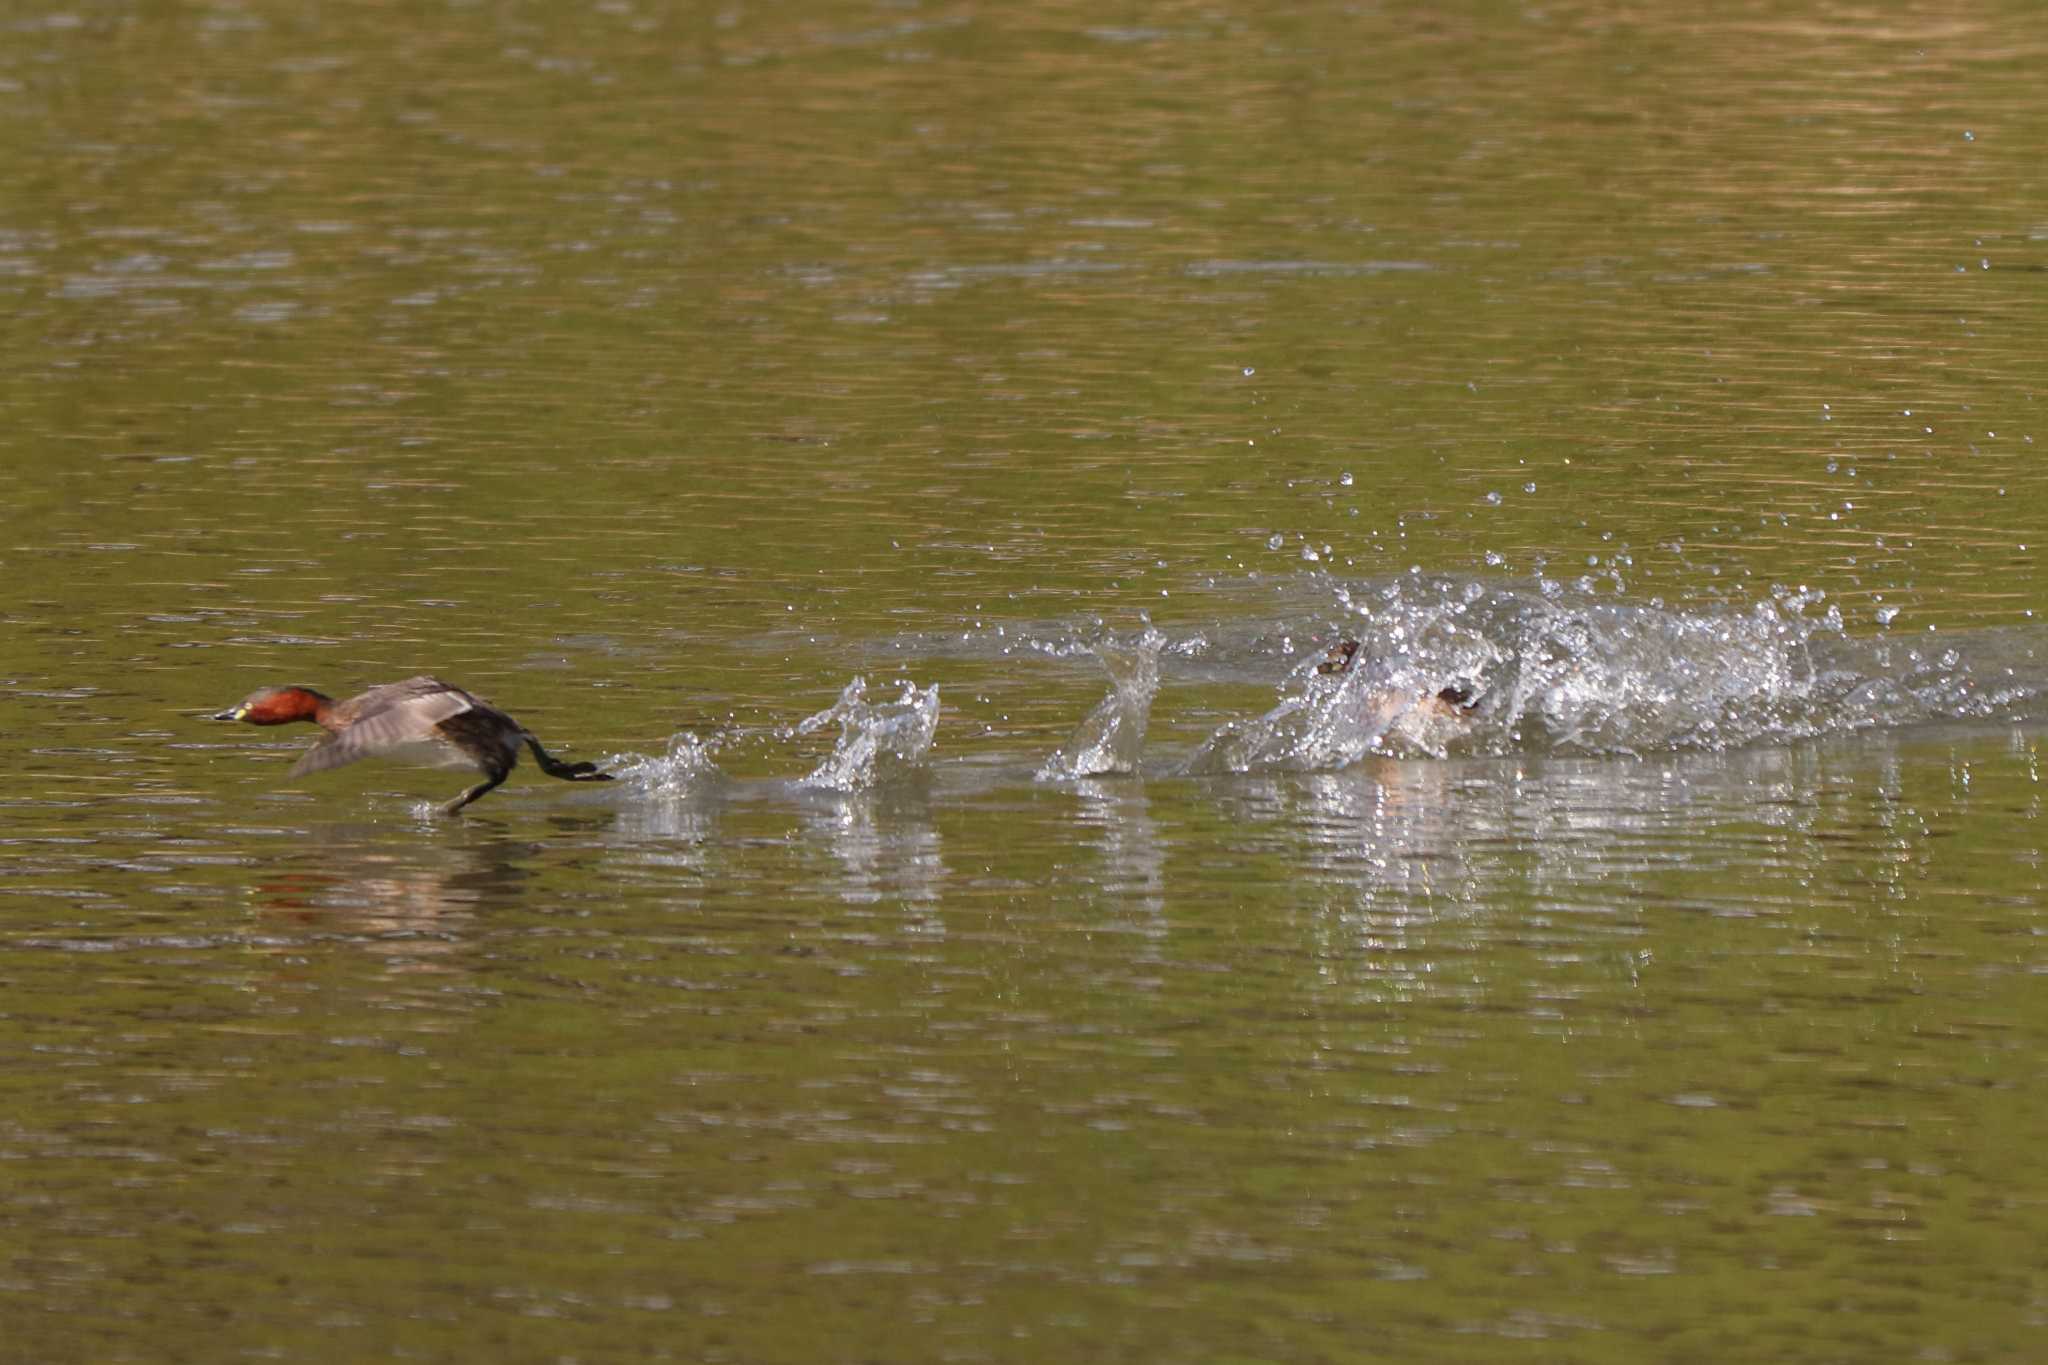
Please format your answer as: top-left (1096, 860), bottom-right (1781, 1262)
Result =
top-left (3, 2), bottom-right (2047, 1361)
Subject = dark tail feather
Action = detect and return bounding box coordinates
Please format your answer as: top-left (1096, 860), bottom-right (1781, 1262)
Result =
top-left (526, 736), bottom-right (614, 782)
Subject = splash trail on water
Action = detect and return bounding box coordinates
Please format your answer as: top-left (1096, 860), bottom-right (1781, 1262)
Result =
top-left (595, 578), bottom-right (2046, 798)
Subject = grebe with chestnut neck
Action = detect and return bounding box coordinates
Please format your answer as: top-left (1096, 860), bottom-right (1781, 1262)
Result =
top-left (210, 676), bottom-right (613, 814)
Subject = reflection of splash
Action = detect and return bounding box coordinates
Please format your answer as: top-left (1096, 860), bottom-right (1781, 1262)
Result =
top-left (1301, 743), bottom-right (1918, 916)
top-left (795, 678), bottom-right (941, 792)
top-left (1070, 779), bottom-right (1166, 934)
top-left (800, 788), bottom-right (946, 910)
top-left (1233, 735), bottom-right (1970, 1016)
top-left (1184, 577), bottom-right (2045, 771)
top-left (1038, 626), bottom-right (1165, 780)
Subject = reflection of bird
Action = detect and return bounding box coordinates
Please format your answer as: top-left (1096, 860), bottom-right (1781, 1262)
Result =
top-left (1317, 638), bottom-right (1481, 720)
top-left (210, 676), bottom-right (613, 814)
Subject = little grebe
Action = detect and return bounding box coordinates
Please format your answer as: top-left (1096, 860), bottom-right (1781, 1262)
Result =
top-left (1317, 638), bottom-right (1482, 720)
top-left (211, 676), bottom-right (613, 814)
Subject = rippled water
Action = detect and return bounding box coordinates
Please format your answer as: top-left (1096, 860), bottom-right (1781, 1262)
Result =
top-left (6, 0), bottom-right (2048, 1360)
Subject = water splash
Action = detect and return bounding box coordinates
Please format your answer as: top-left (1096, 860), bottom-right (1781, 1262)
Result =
top-left (604, 730), bottom-right (725, 798)
top-left (795, 677), bottom-right (942, 791)
top-left (1037, 625), bottom-right (1166, 780)
top-left (1184, 576), bottom-right (2043, 772)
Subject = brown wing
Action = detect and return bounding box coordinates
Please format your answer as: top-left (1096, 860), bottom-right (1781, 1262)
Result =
top-left (328, 676), bottom-right (480, 722)
top-left (288, 684), bottom-right (477, 778)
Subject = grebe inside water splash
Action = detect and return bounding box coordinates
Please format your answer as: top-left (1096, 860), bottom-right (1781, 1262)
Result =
top-left (1179, 575), bottom-right (2045, 772)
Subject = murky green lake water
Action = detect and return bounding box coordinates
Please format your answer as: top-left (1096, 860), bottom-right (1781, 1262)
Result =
top-left (5, 1), bottom-right (2048, 1360)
